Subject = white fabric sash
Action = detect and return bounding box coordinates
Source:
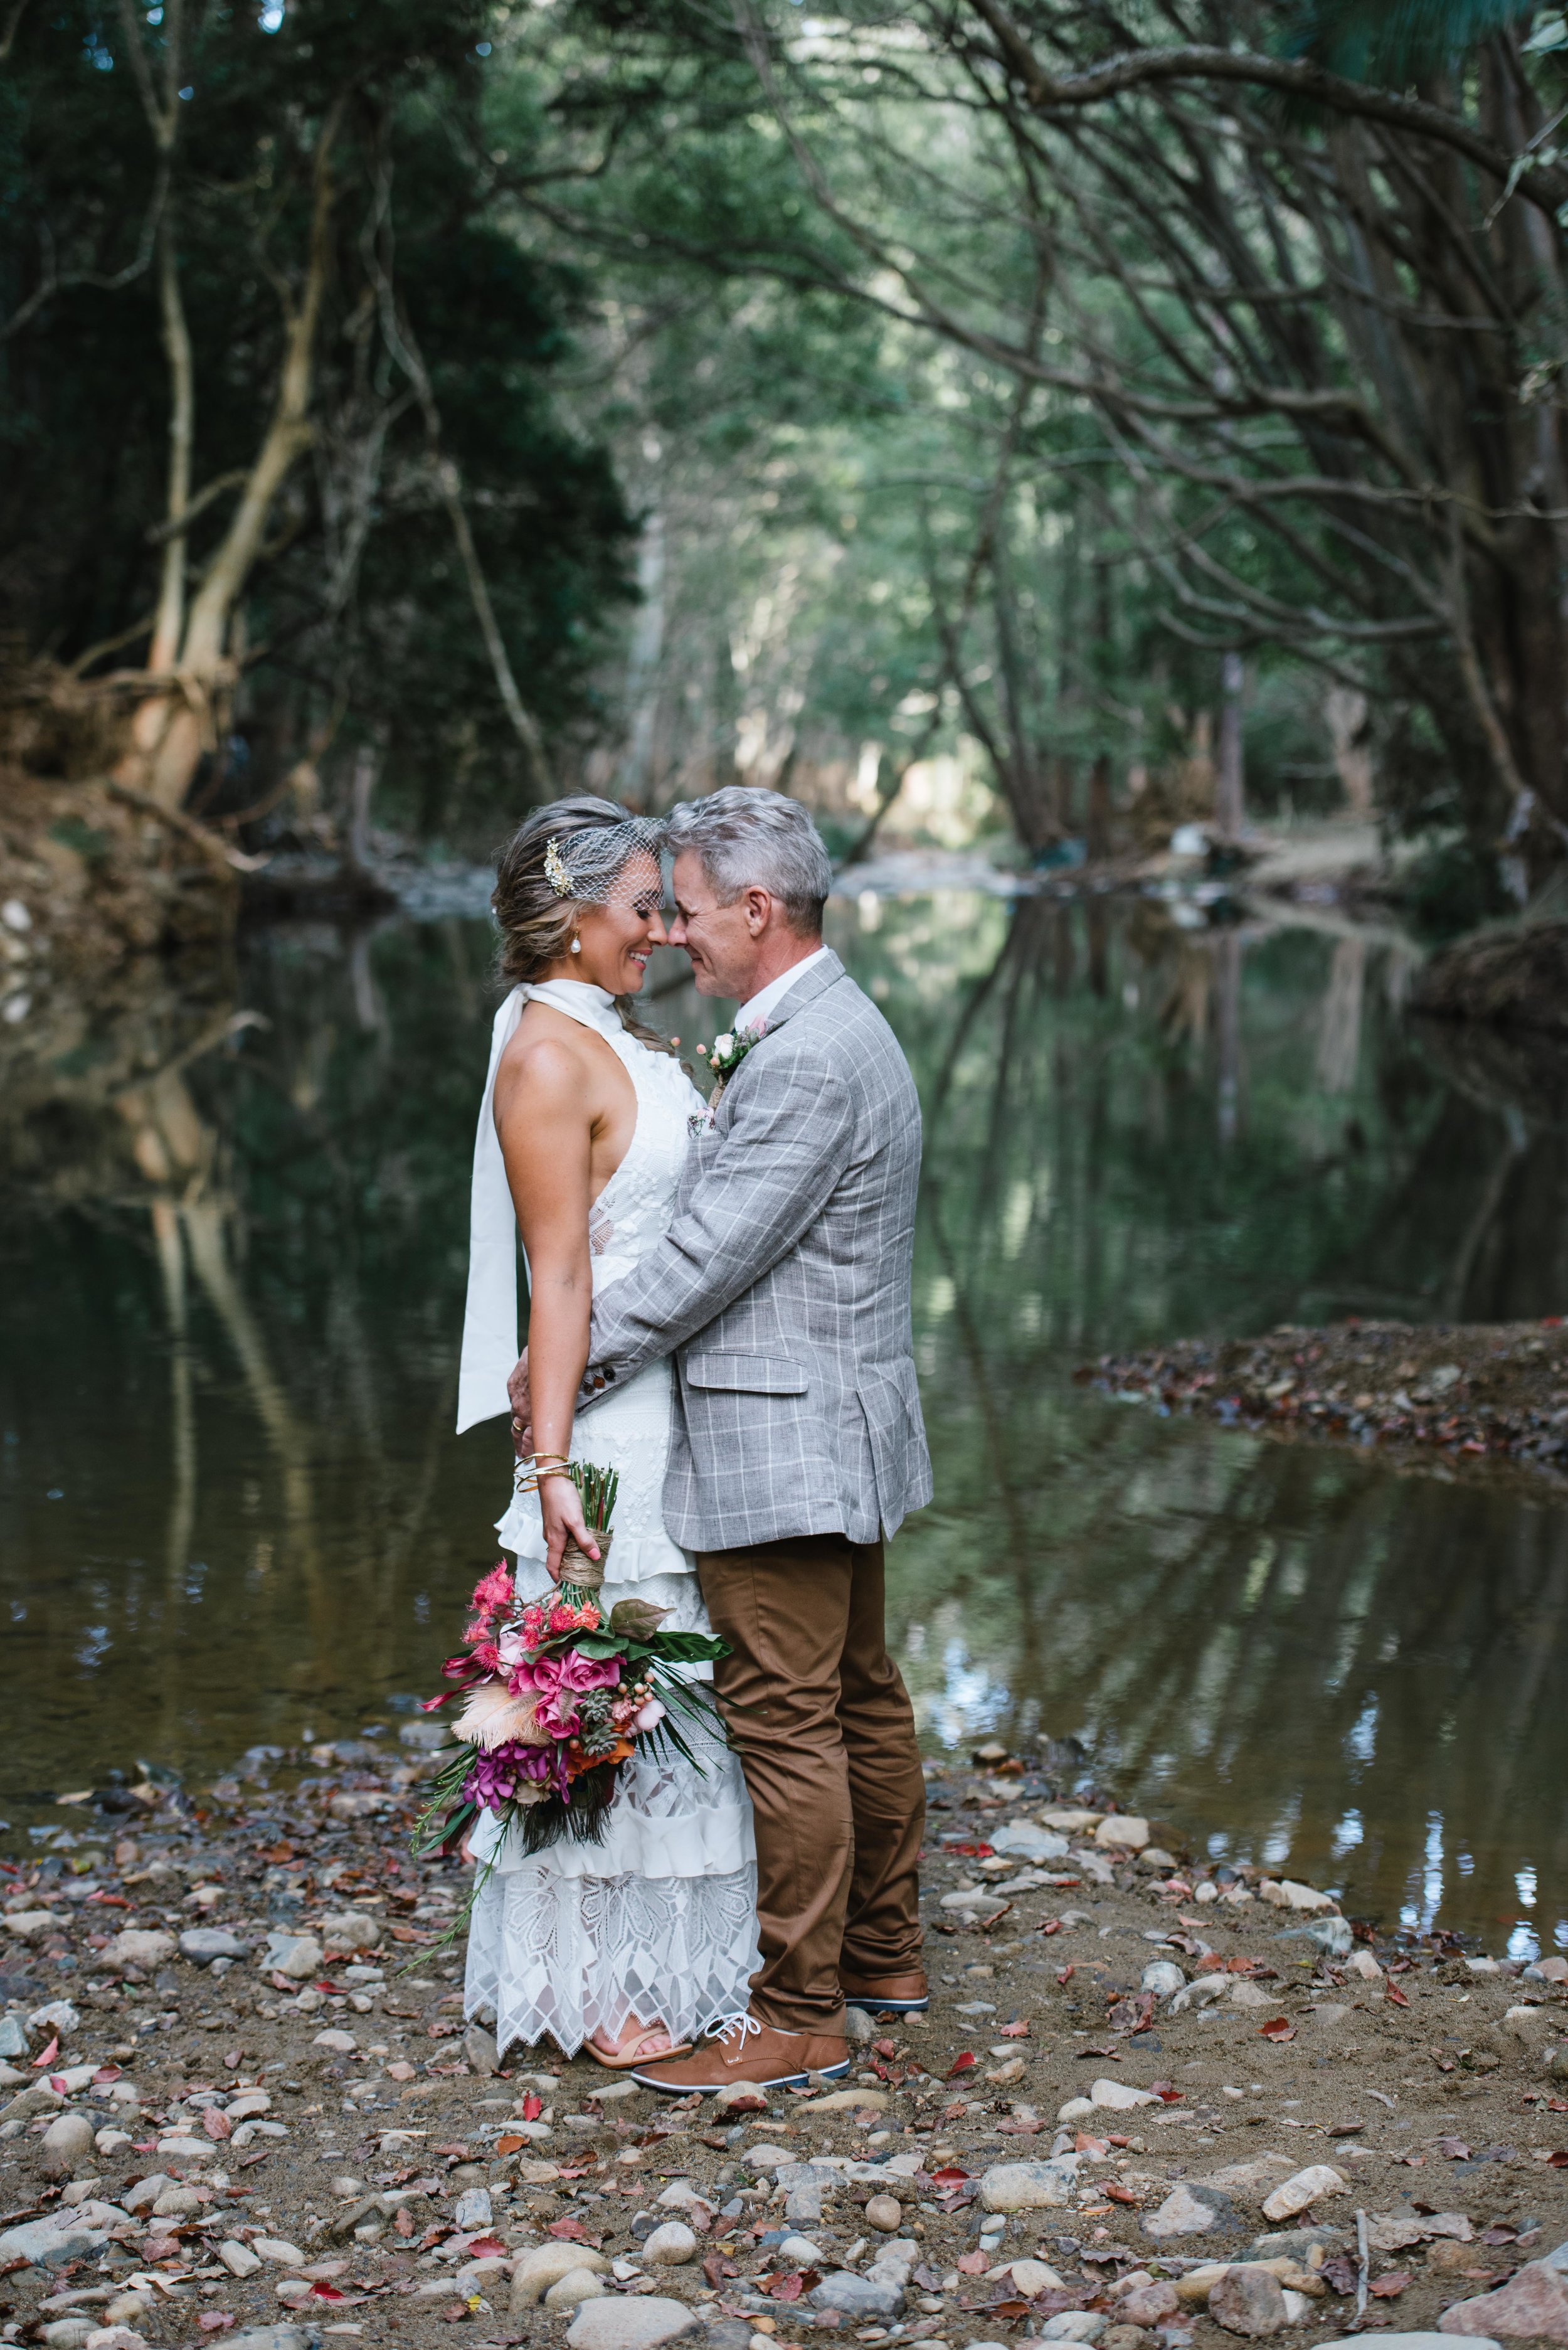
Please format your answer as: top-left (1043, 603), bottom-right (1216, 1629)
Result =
top-left (456, 987), bottom-right (527, 1433)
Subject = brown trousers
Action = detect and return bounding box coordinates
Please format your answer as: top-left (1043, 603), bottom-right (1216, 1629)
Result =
top-left (696, 1531), bottom-right (926, 2035)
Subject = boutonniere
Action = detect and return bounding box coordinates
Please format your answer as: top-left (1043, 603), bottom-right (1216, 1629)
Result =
top-left (687, 1018), bottom-right (768, 1134)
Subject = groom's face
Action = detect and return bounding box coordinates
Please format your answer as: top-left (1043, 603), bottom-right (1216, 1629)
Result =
top-left (669, 850), bottom-right (766, 999)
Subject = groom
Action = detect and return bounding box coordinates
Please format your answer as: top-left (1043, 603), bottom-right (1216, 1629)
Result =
top-left (514, 784), bottom-right (931, 2090)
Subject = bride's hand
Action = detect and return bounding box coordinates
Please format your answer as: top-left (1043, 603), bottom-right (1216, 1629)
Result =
top-left (539, 1473), bottom-right (600, 1585)
top-left (508, 1349), bottom-right (531, 1459)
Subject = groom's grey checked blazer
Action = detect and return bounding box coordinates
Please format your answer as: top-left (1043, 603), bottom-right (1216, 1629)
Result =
top-left (580, 949), bottom-right (932, 1551)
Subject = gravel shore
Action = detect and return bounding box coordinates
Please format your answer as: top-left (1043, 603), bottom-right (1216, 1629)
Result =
top-left (1082, 1320), bottom-right (1568, 1487)
top-left (2, 1738), bottom-right (1564, 2350)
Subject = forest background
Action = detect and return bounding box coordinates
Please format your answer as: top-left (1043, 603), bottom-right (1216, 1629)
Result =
top-left (8, 0), bottom-right (1568, 934)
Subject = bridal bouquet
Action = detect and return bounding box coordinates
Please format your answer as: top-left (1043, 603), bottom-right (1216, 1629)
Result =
top-left (411, 1462), bottom-right (729, 1878)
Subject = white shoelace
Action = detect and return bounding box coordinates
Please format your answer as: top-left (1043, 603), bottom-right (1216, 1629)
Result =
top-left (704, 2011), bottom-right (763, 2049)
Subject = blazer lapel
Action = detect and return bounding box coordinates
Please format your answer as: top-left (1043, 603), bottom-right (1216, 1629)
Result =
top-left (757, 949), bottom-right (845, 1034)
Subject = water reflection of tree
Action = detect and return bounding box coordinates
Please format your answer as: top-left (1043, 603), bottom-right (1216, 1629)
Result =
top-left (890, 893), bottom-right (1568, 1950)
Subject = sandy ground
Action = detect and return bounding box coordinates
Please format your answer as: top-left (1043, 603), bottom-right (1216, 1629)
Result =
top-left (1, 1743), bottom-right (1564, 2350)
top-left (1084, 1319), bottom-right (1568, 1491)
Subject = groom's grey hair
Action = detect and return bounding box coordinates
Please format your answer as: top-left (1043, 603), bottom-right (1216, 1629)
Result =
top-left (665, 786), bottom-right (834, 935)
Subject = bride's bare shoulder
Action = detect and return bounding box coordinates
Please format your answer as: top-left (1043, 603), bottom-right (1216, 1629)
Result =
top-left (495, 1001), bottom-right (598, 1117)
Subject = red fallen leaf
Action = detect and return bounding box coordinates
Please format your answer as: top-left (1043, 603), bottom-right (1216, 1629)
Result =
top-left (466, 2237), bottom-right (507, 2258)
top-left (1103, 2183), bottom-right (1139, 2206)
top-left (1369, 2272), bottom-right (1411, 2299)
top-left (198, 2316), bottom-right (236, 2334)
top-left (946, 2052), bottom-right (976, 2078)
top-left (702, 2255), bottom-right (738, 2289)
top-left (771, 2273), bottom-right (806, 2302)
top-left (85, 1891), bottom-right (130, 1908)
top-left (989, 2300), bottom-right (1031, 2321)
top-left (548, 2218), bottom-right (599, 2246)
top-left (395, 2207), bottom-right (416, 2237)
top-left (30, 2037), bottom-right (58, 2070)
top-left (1152, 2083), bottom-right (1184, 2103)
top-left (1074, 2133), bottom-right (1110, 2157)
top-left (1196, 1953), bottom-right (1227, 1974)
top-left (495, 2135), bottom-right (526, 2156)
top-left (956, 2252), bottom-right (990, 2275)
top-left (944, 1843), bottom-right (996, 1858)
top-left (1436, 2137), bottom-right (1471, 2160)
top-left (92, 2066), bottom-right (122, 2084)
top-left (1259, 2018), bottom-right (1296, 2042)
top-left (521, 2094), bottom-right (544, 2122)
top-left (311, 2284), bottom-right (349, 2302)
top-left (999, 2020), bottom-right (1030, 2038)
top-left (1545, 2098), bottom-right (1568, 2113)
top-left (930, 2165), bottom-right (970, 2183)
top-left (1549, 2151), bottom-right (1568, 2167)
top-left (435, 2143), bottom-right (471, 2159)
top-left (202, 2106), bottom-right (232, 2140)
top-left (388, 1923), bottom-right (432, 1943)
top-left (1386, 1985), bottom-right (1411, 2009)
top-left (1056, 1966), bottom-right (1074, 1986)
top-left (1037, 1918), bottom-right (1062, 1937)
top-left (1106, 2134), bottom-right (1132, 2149)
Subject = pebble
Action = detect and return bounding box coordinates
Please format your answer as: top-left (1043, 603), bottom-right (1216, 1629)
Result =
top-left (28, 2000), bottom-right (79, 2036)
top-left (1094, 1816), bottom-right (1148, 1849)
top-left (641, 2221), bottom-right (697, 2265)
top-left (1259, 2165), bottom-right (1346, 2222)
top-left (864, 2193), bottom-right (903, 2231)
top-left (0, 2014), bottom-right (28, 2058)
top-left (1141, 1959), bottom-right (1186, 1998)
top-left (1210, 2264), bottom-right (1289, 2336)
top-left (1436, 2258), bottom-right (1568, 2340)
top-left (513, 2243), bottom-right (613, 2308)
top-left (546, 2268), bottom-right (609, 2310)
top-left (177, 1928), bottom-right (249, 1964)
top-left (987, 1824), bottom-right (1070, 1862)
top-left (452, 2187), bottom-right (492, 2231)
top-left (564, 2299), bottom-right (699, 2349)
top-left (464, 2022), bottom-right (501, 2075)
top-left (40, 2113), bottom-right (96, 2180)
top-left (317, 1910), bottom-right (382, 1950)
top-left (978, 2156), bottom-right (1079, 2211)
top-left (105, 1928), bottom-right (176, 1968)
top-left (1039, 2316), bottom-right (1106, 2341)
top-left (808, 2272), bottom-right (906, 2318)
top-left (1008, 2259), bottom-right (1064, 2298)
top-left (41, 2324), bottom-right (95, 2350)
top-left (1145, 2183), bottom-right (1245, 2240)
top-left (261, 1933), bottom-right (322, 1979)
top-left (0, 2216), bottom-right (109, 2268)
top-left (311, 2028), bottom-right (357, 2053)
top-left (220, 2240), bottom-right (263, 2277)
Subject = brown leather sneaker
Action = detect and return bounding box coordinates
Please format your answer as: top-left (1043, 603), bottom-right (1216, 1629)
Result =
top-left (839, 1968), bottom-right (929, 2013)
top-left (629, 2011), bottom-right (850, 2093)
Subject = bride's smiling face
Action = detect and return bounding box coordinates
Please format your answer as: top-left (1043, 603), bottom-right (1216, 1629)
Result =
top-left (551, 848), bottom-right (668, 994)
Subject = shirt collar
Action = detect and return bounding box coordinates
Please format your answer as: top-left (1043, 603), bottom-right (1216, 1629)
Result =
top-left (738, 944), bottom-right (832, 1036)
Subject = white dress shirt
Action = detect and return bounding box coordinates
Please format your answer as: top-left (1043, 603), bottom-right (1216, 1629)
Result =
top-left (737, 943), bottom-right (832, 1035)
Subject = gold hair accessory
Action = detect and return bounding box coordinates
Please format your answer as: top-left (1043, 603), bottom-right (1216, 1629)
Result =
top-left (544, 838), bottom-right (573, 898)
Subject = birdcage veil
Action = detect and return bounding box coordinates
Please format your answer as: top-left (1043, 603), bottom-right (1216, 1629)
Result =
top-left (541, 817), bottom-right (666, 906)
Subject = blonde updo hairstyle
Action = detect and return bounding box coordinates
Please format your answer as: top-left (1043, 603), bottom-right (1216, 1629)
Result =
top-left (493, 795), bottom-right (676, 1055)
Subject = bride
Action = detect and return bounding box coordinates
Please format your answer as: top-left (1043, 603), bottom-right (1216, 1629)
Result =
top-left (454, 797), bottom-right (758, 2068)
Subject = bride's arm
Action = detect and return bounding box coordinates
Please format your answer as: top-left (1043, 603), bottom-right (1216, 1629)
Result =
top-left (495, 1037), bottom-right (601, 1582)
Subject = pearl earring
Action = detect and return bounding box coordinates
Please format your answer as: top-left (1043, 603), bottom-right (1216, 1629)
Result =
top-left (570, 937), bottom-right (581, 955)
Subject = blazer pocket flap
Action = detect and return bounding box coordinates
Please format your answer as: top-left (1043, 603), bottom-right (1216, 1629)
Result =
top-left (686, 1353), bottom-right (808, 1395)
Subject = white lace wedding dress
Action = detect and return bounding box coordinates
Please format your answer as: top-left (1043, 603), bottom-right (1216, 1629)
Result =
top-left (461, 978), bottom-right (758, 2058)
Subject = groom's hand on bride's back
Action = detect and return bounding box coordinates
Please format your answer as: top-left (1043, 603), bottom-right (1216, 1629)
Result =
top-left (508, 1351), bottom-right (532, 1457)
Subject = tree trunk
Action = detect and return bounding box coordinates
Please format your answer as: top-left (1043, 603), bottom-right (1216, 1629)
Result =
top-left (1216, 653), bottom-right (1245, 843)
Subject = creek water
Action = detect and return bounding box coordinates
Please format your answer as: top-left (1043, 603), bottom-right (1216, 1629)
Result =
top-left (3, 886), bottom-right (1566, 1954)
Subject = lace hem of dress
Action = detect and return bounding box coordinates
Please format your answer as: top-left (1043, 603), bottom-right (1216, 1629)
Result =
top-left (464, 1862), bottom-right (760, 2058)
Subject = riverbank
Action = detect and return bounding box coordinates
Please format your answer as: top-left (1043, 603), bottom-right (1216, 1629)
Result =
top-left (1, 1743), bottom-right (1563, 2350)
top-left (1081, 1320), bottom-right (1568, 1487)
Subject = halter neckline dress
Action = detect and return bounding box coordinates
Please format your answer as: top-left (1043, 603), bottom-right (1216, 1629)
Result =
top-left (458, 978), bottom-right (758, 2057)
